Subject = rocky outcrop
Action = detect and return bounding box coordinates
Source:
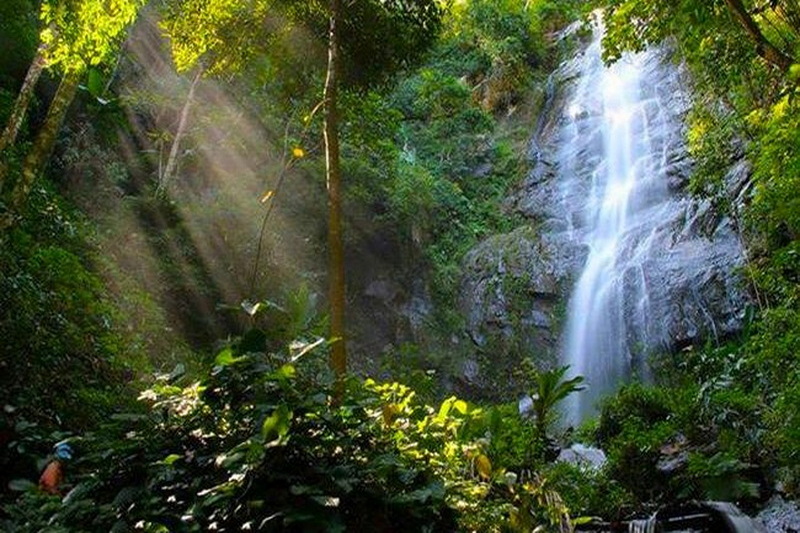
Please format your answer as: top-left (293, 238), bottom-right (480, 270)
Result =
top-left (458, 24), bottom-right (751, 399)
top-left (757, 496), bottom-right (800, 532)
top-left (459, 226), bottom-right (579, 358)
top-left (631, 198), bottom-right (750, 349)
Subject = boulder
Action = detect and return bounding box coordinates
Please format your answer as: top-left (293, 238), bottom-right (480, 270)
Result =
top-left (557, 443), bottom-right (607, 471)
top-left (756, 496), bottom-right (800, 533)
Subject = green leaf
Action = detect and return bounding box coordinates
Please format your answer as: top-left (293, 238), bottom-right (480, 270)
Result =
top-left (87, 68), bottom-right (104, 97)
top-left (475, 454), bottom-right (492, 479)
top-left (268, 364), bottom-right (296, 381)
top-left (216, 452), bottom-right (245, 469)
top-left (452, 399), bottom-right (468, 415)
top-left (214, 347), bottom-right (244, 367)
top-left (437, 397), bottom-right (455, 419)
top-left (241, 300), bottom-right (264, 316)
top-left (262, 405), bottom-right (293, 444)
top-left (162, 454), bottom-right (182, 466)
top-left (241, 300), bottom-right (284, 317)
top-left (111, 486), bottom-right (142, 506)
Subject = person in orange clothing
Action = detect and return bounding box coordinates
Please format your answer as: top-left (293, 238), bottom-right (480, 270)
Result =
top-left (38, 442), bottom-right (73, 495)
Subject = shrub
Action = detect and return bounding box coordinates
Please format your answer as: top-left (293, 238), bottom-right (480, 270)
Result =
top-left (1, 332), bottom-right (575, 532)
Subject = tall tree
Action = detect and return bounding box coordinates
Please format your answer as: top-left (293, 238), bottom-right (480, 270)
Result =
top-left (600, 0), bottom-right (798, 71)
top-left (157, 67), bottom-right (203, 194)
top-left (323, 0), bottom-right (345, 377)
top-left (0, 43), bottom-right (47, 196)
top-left (0, 41), bottom-right (48, 166)
top-left (303, 0), bottom-right (442, 376)
top-left (159, 0), bottom-right (442, 374)
top-left (5, 67), bottom-right (82, 222)
top-left (723, 0), bottom-right (793, 70)
top-left (0, 0), bottom-right (39, 183)
top-left (0, 0), bottom-right (147, 231)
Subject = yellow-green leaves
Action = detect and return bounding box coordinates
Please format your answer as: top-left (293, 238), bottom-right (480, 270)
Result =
top-left (789, 63), bottom-right (800, 82)
top-left (261, 404), bottom-right (293, 446)
top-left (40, 0), bottom-right (145, 73)
top-left (161, 453), bottom-right (182, 466)
top-left (437, 396), bottom-right (469, 420)
top-left (214, 346), bottom-right (245, 366)
top-left (382, 402), bottom-right (400, 426)
top-left (160, 0), bottom-right (273, 74)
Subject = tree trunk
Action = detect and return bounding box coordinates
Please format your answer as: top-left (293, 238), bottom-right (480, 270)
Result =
top-left (157, 68), bottom-right (202, 195)
top-left (724, 0), bottom-right (795, 70)
top-left (0, 42), bottom-right (48, 192)
top-left (324, 0), bottom-right (347, 378)
top-left (0, 67), bottom-right (83, 232)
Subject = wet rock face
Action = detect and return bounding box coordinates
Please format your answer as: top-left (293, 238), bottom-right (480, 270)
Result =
top-left (459, 227), bottom-right (579, 360)
top-left (521, 38), bottom-right (750, 360)
top-left (757, 496), bottom-right (800, 532)
top-left (455, 226), bottom-right (582, 399)
top-left (458, 28), bottom-right (751, 396)
top-left (637, 205), bottom-right (750, 349)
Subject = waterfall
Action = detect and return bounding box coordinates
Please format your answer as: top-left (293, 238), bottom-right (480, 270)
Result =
top-left (462, 17), bottom-right (748, 412)
top-left (559, 25), bottom-right (683, 424)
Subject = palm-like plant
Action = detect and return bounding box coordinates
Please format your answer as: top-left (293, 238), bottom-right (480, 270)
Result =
top-left (530, 365), bottom-right (585, 436)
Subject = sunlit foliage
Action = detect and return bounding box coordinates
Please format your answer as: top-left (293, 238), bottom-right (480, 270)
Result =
top-left (160, 0), bottom-right (275, 75)
top-left (160, 0), bottom-right (443, 84)
top-left (1, 332), bottom-right (574, 532)
top-left (41, 0), bottom-right (146, 73)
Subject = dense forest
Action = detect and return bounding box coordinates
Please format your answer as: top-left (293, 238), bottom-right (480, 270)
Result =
top-left (1, 0), bottom-right (799, 531)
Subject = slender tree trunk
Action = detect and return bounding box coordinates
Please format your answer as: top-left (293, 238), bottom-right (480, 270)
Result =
top-left (324, 0), bottom-right (347, 378)
top-left (724, 0), bottom-right (794, 70)
top-left (157, 68), bottom-right (202, 195)
top-left (0, 42), bottom-right (48, 192)
top-left (0, 68), bottom-right (83, 232)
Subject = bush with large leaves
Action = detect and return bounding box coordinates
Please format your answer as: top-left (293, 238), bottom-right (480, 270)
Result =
top-left (2, 328), bottom-right (576, 532)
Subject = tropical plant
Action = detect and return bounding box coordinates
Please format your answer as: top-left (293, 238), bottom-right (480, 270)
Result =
top-left (527, 364), bottom-right (586, 437)
top-left (1, 329), bottom-right (575, 532)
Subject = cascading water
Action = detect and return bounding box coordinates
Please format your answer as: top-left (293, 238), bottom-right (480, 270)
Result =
top-left (460, 18), bottom-right (748, 411)
top-left (558, 24), bottom-right (691, 423)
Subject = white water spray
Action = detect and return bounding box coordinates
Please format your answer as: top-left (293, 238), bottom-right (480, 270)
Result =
top-left (560, 25), bottom-right (678, 424)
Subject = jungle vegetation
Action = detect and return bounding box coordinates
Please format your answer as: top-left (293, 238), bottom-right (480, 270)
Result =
top-left (1, 0), bottom-right (799, 531)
